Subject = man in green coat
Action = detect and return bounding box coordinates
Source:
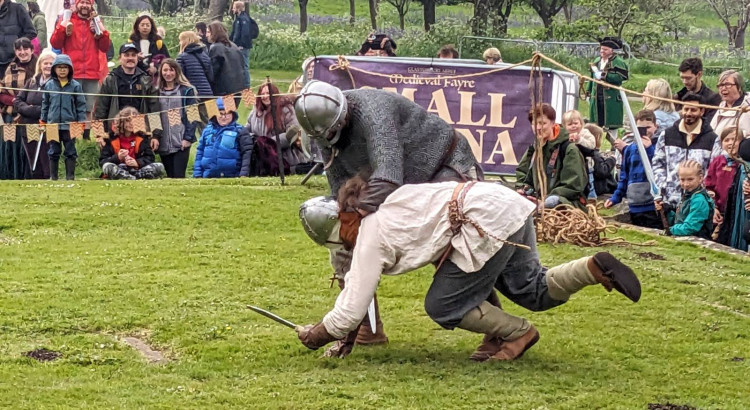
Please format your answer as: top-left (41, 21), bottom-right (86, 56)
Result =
top-left (515, 103), bottom-right (588, 211)
top-left (586, 37), bottom-right (629, 150)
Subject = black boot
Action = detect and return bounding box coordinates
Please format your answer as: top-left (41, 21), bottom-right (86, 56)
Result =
top-left (64, 158), bottom-right (76, 180)
top-left (50, 159), bottom-right (59, 180)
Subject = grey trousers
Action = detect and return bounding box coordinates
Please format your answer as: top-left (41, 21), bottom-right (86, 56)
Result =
top-left (424, 216), bottom-right (564, 329)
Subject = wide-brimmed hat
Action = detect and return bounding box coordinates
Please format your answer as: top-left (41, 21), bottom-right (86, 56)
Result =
top-left (598, 36), bottom-right (623, 50)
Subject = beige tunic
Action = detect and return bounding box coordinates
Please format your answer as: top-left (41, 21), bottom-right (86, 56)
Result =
top-left (322, 181), bottom-right (536, 338)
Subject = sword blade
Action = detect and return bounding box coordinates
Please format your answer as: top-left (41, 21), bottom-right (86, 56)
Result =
top-left (247, 305), bottom-right (299, 330)
top-left (367, 299), bottom-right (376, 334)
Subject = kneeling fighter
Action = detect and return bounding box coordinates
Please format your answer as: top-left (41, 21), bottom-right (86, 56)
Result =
top-left (296, 178), bottom-right (641, 361)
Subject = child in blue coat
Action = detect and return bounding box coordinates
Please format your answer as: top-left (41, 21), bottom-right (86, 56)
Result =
top-left (40, 54), bottom-right (86, 180)
top-left (193, 98), bottom-right (253, 178)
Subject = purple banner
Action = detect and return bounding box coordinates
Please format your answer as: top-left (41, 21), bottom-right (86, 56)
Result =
top-left (313, 57), bottom-right (555, 175)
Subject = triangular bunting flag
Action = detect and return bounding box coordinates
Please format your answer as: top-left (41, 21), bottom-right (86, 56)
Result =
top-left (69, 122), bottom-right (84, 139)
top-left (223, 95), bottom-right (237, 113)
top-left (46, 123), bottom-right (60, 142)
top-left (26, 124), bottom-right (40, 142)
top-left (241, 88), bottom-right (255, 107)
top-left (3, 124), bottom-right (16, 142)
top-left (168, 108), bottom-right (182, 126)
top-left (186, 104), bottom-right (201, 123)
top-left (91, 120), bottom-right (107, 139)
top-left (205, 99), bottom-right (220, 120)
top-left (132, 115), bottom-right (147, 133)
top-left (147, 113), bottom-right (163, 132)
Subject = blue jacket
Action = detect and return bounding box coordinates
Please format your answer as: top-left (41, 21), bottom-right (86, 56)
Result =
top-left (610, 142), bottom-right (656, 214)
top-left (230, 12), bottom-right (256, 49)
top-left (193, 114), bottom-right (254, 178)
top-left (176, 43), bottom-right (214, 98)
top-left (40, 54), bottom-right (86, 130)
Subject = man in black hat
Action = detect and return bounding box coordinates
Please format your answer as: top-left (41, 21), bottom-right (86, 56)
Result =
top-left (94, 43), bottom-right (159, 148)
top-left (586, 37), bottom-right (629, 149)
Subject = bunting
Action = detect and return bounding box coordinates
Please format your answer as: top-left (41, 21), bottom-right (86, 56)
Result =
top-left (241, 88), bottom-right (255, 107)
top-left (46, 124), bottom-right (60, 142)
top-left (3, 124), bottom-right (16, 142)
top-left (186, 105), bottom-right (201, 123)
top-left (26, 124), bottom-right (40, 141)
top-left (69, 122), bottom-right (84, 139)
top-left (132, 115), bottom-right (147, 133)
top-left (147, 113), bottom-right (162, 132)
top-left (223, 95), bottom-right (237, 113)
top-left (91, 120), bottom-right (107, 139)
top-left (168, 108), bottom-right (182, 126)
top-left (205, 99), bottom-right (220, 119)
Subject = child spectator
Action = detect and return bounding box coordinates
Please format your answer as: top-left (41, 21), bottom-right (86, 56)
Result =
top-left (564, 109), bottom-right (597, 200)
top-left (155, 58), bottom-right (197, 178)
top-left (193, 98), bottom-right (253, 178)
top-left (656, 160), bottom-right (714, 238)
top-left (705, 128), bottom-right (741, 231)
top-left (605, 110), bottom-right (662, 229)
top-left (40, 54), bottom-right (86, 180)
top-left (99, 107), bottom-right (165, 180)
top-left (715, 133), bottom-right (749, 250)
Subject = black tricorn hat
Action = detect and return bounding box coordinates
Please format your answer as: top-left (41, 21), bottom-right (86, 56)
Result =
top-left (598, 36), bottom-right (623, 50)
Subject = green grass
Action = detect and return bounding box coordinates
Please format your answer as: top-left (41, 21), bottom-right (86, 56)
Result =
top-left (0, 178), bottom-right (748, 408)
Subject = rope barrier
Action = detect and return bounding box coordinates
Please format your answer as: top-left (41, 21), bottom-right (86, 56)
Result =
top-left (533, 52), bottom-right (748, 114)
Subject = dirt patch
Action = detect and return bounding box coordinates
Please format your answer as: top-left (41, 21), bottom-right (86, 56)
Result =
top-left (636, 252), bottom-right (666, 260)
top-left (24, 348), bottom-right (61, 362)
top-left (677, 279), bottom-right (699, 285)
top-left (648, 403), bottom-right (696, 410)
top-left (731, 356), bottom-right (745, 362)
top-left (121, 336), bottom-right (168, 364)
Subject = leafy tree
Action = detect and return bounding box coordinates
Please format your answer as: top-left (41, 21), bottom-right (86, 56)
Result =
top-left (523, 0), bottom-right (570, 39)
top-left (705, 0), bottom-right (750, 50)
top-left (385, 0), bottom-right (411, 29)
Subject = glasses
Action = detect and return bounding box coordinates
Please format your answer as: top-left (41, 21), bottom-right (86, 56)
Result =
top-left (718, 82), bottom-right (737, 88)
top-left (219, 111), bottom-right (231, 116)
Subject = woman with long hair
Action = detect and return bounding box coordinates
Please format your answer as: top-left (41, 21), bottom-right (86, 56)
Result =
top-left (206, 21), bottom-right (248, 96)
top-left (176, 31), bottom-right (213, 99)
top-left (128, 14), bottom-right (170, 76)
top-left (642, 78), bottom-right (679, 137)
top-left (13, 50), bottom-right (55, 179)
top-left (155, 58), bottom-right (197, 178)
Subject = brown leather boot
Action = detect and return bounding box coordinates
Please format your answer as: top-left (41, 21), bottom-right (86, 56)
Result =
top-left (490, 325), bottom-right (540, 361)
top-left (355, 294), bottom-right (389, 345)
top-left (469, 335), bottom-right (504, 362)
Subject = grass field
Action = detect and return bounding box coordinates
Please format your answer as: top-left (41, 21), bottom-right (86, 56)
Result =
top-left (0, 178), bottom-right (748, 408)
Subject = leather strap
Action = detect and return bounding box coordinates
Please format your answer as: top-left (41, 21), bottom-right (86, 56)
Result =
top-left (434, 182), bottom-right (468, 271)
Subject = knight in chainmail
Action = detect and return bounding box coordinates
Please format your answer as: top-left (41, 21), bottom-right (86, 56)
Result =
top-left (294, 80), bottom-right (482, 357)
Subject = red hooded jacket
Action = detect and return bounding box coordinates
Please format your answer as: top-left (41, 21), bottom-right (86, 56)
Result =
top-left (49, 13), bottom-right (110, 80)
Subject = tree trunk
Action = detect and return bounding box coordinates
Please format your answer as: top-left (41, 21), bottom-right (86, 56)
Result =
top-left (736, 26), bottom-right (746, 50)
top-left (349, 0), bottom-right (356, 25)
top-left (369, 0), bottom-right (378, 29)
top-left (729, 25), bottom-right (738, 50)
top-left (299, 0), bottom-right (309, 33)
top-left (208, 0), bottom-right (228, 21)
top-left (542, 16), bottom-right (553, 40)
top-left (471, 0), bottom-right (489, 36)
top-left (95, 0), bottom-right (111, 15)
top-left (488, 0), bottom-right (512, 37)
top-left (423, 0), bottom-right (435, 31)
top-left (398, 9), bottom-right (405, 30)
top-left (563, 2), bottom-right (572, 23)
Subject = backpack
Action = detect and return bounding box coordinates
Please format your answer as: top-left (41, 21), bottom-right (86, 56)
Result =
top-left (250, 135), bottom-right (289, 177)
top-left (249, 17), bottom-right (259, 40)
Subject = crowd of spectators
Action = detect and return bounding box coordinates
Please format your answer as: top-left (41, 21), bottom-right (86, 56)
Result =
top-left (0, 3), bottom-right (745, 250)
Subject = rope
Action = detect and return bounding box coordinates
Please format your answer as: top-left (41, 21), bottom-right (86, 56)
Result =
top-left (533, 52), bottom-right (749, 114)
top-left (329, 55), bottom-right (356, 89)
top-left (332, 55), bottom-right (535, 82)
top-left (535, 204), bottom-right (657, 247)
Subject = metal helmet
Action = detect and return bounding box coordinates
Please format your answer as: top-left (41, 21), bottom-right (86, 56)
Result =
top-left (294, 80), bottom-right (348, 147)
top-left (299, 196), bottom-right (340, 246)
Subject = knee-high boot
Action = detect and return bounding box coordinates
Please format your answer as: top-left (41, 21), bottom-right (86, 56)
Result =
top-left (64, 158), bottom-right (76, 180)
top-left (469, 291), bottom-right (505, 361)
top-left (49, 159), bottom-right (59, 180)
top-left (355, 293), bottom-right (389, 345)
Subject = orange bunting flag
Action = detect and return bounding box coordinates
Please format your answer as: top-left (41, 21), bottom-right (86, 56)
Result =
top-left (147, 113), bottom-right (162, 132)
top-left (186, 105), bottom-right (201, 123)
top-left (26, 124), bottom-right (40, 142)
top-left (167, 108), bottom-right (182, 127)
top-left (3, 124), bottom-right (16, 142)
top-left (205, 99), bottom-right (220, 120)
top-left (46, 123), bottom-right (60, 142)
top-left (91, 120), bottom-right (107, 139)
top-left (223, 95), bottom-right (237, 113)
top-left (69, 122), bottom-right (84, 139)
top-left (132, 115), bottom-right (147, 133)
top-left (241, 88), bottom-right (255, 107)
